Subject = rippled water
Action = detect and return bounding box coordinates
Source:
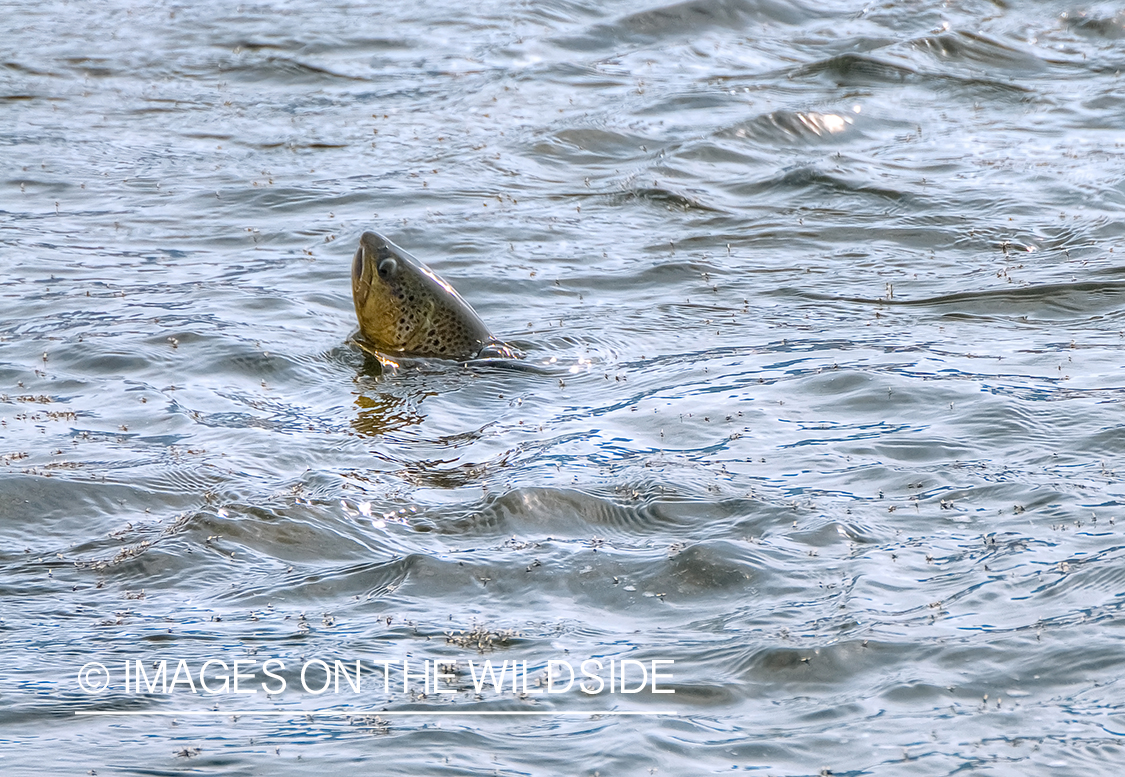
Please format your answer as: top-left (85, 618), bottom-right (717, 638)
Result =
top-left (3, 0), bottom-right (1125, 773)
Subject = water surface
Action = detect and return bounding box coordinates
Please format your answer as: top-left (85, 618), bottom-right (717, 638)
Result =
top-left (2, 0), bottom-right (1125, 774)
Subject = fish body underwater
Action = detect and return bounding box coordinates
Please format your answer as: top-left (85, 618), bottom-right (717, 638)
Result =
top-left (351, 231), bottom-right (516, 361)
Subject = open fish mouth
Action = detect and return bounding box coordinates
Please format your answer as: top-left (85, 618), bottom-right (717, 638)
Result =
top-left (352, 245), bottom-right (365, 284)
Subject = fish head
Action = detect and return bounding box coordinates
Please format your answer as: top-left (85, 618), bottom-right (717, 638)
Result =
top-left (351, 231), bottom-right (492, 359)
top-left (352, 231), bottom-right (434, 353)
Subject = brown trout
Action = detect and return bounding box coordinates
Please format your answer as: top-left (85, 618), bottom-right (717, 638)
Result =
top-left (351, 231), bottom-right (515, 361)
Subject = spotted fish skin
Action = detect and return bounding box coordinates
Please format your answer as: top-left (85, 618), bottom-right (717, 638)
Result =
top-left (351, 231), bottom-right (512, 360)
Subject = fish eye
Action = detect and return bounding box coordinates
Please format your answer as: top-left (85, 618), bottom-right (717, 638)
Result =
top-left (352, 247), bottom-right (363, 279)
top-left (378, 257), bottom-right (397, 278)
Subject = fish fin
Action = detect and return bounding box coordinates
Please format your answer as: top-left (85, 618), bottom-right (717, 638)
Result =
top-left (476, 341), bottom-right (522, 359)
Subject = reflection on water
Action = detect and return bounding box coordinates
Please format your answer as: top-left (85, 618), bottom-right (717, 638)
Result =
top-left (352, 389), bottom-right (424, 438)
top-left (3, 0), bottom-right (1125, 773)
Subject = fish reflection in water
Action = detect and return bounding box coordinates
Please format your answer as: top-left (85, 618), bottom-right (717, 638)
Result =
top-left (351, 389), bottom-right (425, 437)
